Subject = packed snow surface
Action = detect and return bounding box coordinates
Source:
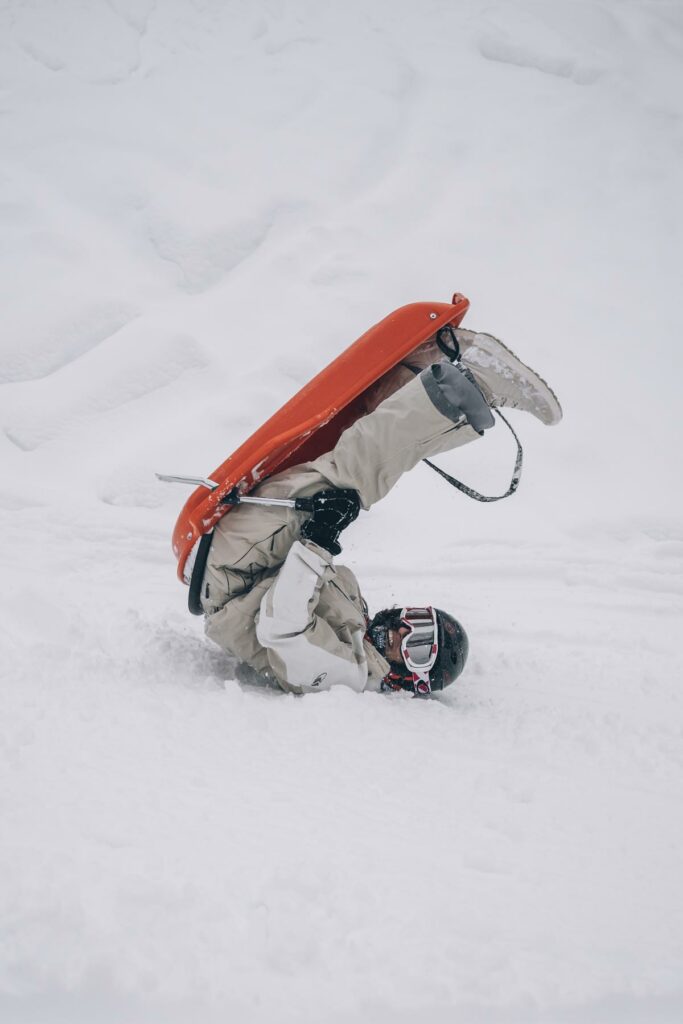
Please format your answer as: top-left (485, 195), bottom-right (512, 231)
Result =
top-left (1, 2), bottom-right (682, 1022)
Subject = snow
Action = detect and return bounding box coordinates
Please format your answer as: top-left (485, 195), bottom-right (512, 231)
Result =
top-left (1, 1), bottom-right (682, 1021)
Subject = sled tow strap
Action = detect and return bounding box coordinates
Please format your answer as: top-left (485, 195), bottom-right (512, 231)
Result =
top-left (423, 409), bottom-right (523, 503)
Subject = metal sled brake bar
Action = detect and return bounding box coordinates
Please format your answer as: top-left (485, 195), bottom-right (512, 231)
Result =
top-left (156, 473), bottom-right (316, 510)
top-left (156, 473), bottom-right (219, 490)
top-left (154, 471), bottom-right (313, 512)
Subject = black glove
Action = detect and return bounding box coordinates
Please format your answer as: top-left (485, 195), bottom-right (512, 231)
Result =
top-left (300, 489), bottom-right (360, 555)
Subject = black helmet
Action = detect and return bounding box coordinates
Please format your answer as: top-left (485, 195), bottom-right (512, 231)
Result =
top-left (430, 609), bottom-right (469, 689)
top-left (368, 606), bottom-right (469, 694)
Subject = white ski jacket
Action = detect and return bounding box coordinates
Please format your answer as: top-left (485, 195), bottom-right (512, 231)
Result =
top-left (256, 539), bottom-right (385, 694)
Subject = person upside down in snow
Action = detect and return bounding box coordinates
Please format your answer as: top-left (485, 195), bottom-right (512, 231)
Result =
top-left (199, 329), bottom-right (561, 696)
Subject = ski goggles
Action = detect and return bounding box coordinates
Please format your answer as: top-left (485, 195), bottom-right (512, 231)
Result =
top-left (399, 606), bottom-right (439, 693)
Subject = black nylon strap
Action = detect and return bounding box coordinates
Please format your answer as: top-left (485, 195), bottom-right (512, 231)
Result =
top-left (188, 531), bottom-right (214, 615)
top-left (423, 408), bottom-right (523, 502)
top-left (435, 324), bottom-right (461, 361)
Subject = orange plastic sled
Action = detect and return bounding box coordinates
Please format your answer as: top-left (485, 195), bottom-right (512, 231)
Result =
top-left (172, 293), bottom-right (470, 582)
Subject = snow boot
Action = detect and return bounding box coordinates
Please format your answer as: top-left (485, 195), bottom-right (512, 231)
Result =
top-left (454, 329), bottom-right (562, 426)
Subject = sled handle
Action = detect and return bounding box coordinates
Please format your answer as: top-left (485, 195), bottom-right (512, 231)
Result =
top-left (221, 487), bottom-right (314, 512)
top-left (156, 474), bottom-right (316, 511)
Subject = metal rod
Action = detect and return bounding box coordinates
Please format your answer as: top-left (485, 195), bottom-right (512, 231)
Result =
top-left (156, 473), bottom-right (218, 490)
top-left (223, 491), bottom-right (314, 512)
top-left (232, 495), bottom-right (298, 509)
top-left (155, 475), bottom-right (314, 512)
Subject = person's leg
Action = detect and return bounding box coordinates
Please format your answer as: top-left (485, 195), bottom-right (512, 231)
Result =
top-left (365, 329), bottom-right (563, 426)
top-left (200, 463), bottom-right (331, 613)
top-left (202, 361), bottom-right (490, 608)
top-left (309, 362), bottom-right (490, 508)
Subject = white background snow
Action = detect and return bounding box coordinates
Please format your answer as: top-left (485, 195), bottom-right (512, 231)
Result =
top-left (1, 1), bottom-right (682, 1021)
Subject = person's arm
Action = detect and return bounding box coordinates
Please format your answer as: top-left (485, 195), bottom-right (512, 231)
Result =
top-left (256, 539), bottom-right (367, 694)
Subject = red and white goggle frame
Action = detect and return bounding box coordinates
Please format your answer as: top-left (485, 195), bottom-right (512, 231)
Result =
top-left (399, 606), bottom-right (439, 694)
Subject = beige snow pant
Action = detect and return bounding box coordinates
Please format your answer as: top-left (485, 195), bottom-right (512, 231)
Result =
top-left (201, 368), bottom-right (481, 674)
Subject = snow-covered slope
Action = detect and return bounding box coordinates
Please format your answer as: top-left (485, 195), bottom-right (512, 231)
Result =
top-left (1, 2), bottom-right (682, 1021)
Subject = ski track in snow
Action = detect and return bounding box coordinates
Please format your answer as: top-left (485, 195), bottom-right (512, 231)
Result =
top-left (1, 1), bottom-right (682, 1022)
